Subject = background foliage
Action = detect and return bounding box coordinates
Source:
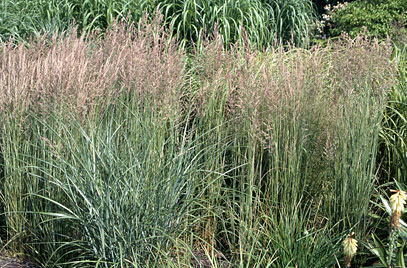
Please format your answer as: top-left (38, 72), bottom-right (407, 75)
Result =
top-left (328, 0), bottom-right (407, 38)
top-left (0, 0), bottom-right (316, 48)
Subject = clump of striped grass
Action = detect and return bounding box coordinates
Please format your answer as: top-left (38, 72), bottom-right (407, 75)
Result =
top-left (0, 0), bottom-right (317, 48)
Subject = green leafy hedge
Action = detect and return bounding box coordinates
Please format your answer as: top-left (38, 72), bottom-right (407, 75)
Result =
top-left (329, 0), bottom-right (407, 38)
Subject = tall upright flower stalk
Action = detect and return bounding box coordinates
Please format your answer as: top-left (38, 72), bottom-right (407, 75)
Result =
top-left (343, 232), bottom-right (358, 267)
top-left (387, 189), bottom-right (407, 267)
top-left (390, 189), bottom-right (407, 229)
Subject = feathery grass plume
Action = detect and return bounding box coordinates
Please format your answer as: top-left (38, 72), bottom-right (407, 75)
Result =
top-left (343, 232), bottom-right (357, 267)
top-left (0, 14), bottom-right (184, 119)
top-left (390, 189), bottom-right (407, 229)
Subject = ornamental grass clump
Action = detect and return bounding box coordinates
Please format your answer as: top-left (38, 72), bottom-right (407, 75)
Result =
top-left (187, 33), bottom-right (396, 267)
top-left (0, 16), bottom-right (187, 267)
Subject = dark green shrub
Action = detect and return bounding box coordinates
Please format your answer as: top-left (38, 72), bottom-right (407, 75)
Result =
top-left (328, 0), bottom-right (407, 38)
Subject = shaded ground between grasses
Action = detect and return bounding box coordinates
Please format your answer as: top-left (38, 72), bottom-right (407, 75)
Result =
top-left (0, 251), bottom-right (231, 268)
top-left (0, 255), bottom-right (39, 268)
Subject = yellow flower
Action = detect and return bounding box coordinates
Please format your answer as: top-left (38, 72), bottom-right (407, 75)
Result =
top-left (343, 232), bottom-right (357, 267)
top-left (343, 233), bottom-right (357, 257)
top-left (390, 189), bottom-right (407, 214)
